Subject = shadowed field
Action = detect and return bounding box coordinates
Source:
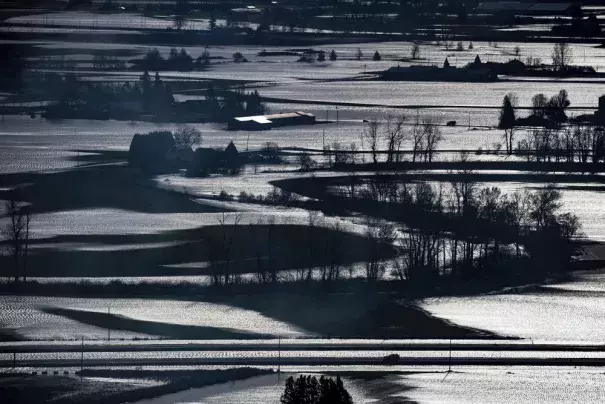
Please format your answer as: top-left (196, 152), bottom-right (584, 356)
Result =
top-left (42, 307), bottom-right (270, 339)
top-left (0, 223), bottom-right (394, 277)
top-left (0, 164), bottom-right (224, 215)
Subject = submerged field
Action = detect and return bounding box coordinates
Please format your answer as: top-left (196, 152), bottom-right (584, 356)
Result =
top-left (2, 6), bottom-right (605, 403)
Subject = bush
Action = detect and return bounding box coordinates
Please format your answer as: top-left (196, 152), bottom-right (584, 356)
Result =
top-left (373, 51), bottom-right (381, 61)
top-left (298, 153), bottom-right (317, 171)
top-left (239, 191), bottom-right (256, 202)
top-left (218, 190), bottom-right (233, 200)
top-left (233, 52), bottom-right (247, 63)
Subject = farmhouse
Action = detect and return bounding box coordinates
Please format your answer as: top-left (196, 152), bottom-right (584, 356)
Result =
top-left (228, 111), bottom-right (316, 130)
top-left (189, 141), bottom-right (241, 176)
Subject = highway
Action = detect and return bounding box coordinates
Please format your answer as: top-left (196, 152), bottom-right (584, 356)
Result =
top-left (4, 339), bottom-right (605, 369)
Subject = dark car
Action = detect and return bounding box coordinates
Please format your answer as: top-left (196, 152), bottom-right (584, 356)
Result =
top-left (381, 353), bottom-right (401, 365)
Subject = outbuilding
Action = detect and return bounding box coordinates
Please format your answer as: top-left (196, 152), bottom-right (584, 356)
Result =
top-left (228, 112), bottom-right (316, 130)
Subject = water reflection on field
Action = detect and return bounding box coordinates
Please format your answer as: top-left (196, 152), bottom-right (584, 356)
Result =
top-left (403, 366), bottom-right (605, 404)
top-left (421, 270), bottom-right (605, 343)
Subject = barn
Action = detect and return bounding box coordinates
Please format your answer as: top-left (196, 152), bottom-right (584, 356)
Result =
top-left (228, 112), bottom-right (316, 131)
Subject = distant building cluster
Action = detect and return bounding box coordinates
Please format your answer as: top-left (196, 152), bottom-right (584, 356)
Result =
top-left (476, 2), bottom-right (577, 16)
top-left (128, 131), bottom-right (240, 176)
top-left (380, 56), bottom-right (497, 82)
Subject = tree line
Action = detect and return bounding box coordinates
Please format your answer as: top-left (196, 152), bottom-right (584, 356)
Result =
top-left (135, 47), bottom-right (210, 71)
top-left (498, 90), bottom-right (571, 154)
top-left (42, 71), bottom-right (175, 119)
top-left (516, 124), bottom-right (605, 164)
top-left (336, 174), bottom-right (581, 283)
top-left (205, 84), bottom-right (266, 121)
top-left (499, 89), bottom-right (605, 164)
top-left (1, 191), bottom-right (32, 285)
top-left (362, 115), bottom-right (444, 164)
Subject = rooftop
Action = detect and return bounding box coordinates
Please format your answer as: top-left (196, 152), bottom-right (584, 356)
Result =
top-left (234, 111), bottom-right (315, 123)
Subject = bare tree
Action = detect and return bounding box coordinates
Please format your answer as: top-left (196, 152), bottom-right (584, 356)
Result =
top-left (411, 43), bottom-right (421, 59)
top-left (363, 118), bottom-right (380, 164)
top-left (266, 215), bottom-right (278, 283)
top-left (207, 212), bottom-right (242, 286)
top-left (173, 125), bottom-right (202, 147)
top-left (355, 48), bottom-right (363, 60)
top-left (383, 114), bottom-right (407, 163)
top-left (3, 193), bottom-right (31, 284)
top-left (410, 115), bottom-right (425, 162)
top-left (173, 14), bottom-right (187, 30)
top-left (422, 118), bottom-right (443, 163)
top-left (364, 218), bottom-right (395, 282)
top-left (552, 43), bottom-right (572, 71)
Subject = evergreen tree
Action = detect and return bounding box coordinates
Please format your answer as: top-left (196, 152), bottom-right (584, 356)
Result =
top-left (329, 50), bottom-right (338, 61)
top-left (281, 375), bottom-right (352, 404)
top-left (498, 93), bottom-right (517, 154)
top-left (317, 51), bottom-right (326, 62)
top-left (140, 70), bottom-right (151, 98)
top-left (373, 51), bottom-right (381, 61)
top-left (209, 14), bottom-right (217, 30)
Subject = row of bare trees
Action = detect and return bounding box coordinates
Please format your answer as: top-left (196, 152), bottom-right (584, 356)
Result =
top-left (339, 173), bottom-right (581, 283)
top-left (363, 115), bottom-right (444, 164)
top-left (2, 192), bottom-right (32, 284)
top-left (516, 124), bottom-right (605, 164)
top-left (498, 90), bottom-right (571, 155)
top-left (204, 212), bottom-right (358, 287)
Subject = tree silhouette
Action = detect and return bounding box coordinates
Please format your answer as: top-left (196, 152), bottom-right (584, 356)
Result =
top-left (498, 93), bottom-right (517, 154)
top-left (281, 375), bottom-right (352, 404)
top-left (411, 43), bottom-right (421, 59)
top-left (552, 43), bottom-right (572, 71)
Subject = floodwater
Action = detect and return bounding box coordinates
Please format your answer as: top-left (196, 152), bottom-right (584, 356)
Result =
top-left (402, 367), bottom-right (605, 404)
top-left (421, 269), bottom-right (605, 343)
top-left (3, 18), bottom-right (605, 404)
top-left (134, 373), bottom-right (378, 404)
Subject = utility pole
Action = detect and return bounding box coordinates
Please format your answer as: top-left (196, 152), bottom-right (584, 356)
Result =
top-left (107, 306), bottom-right (111, 341)
top-left (277, 336), bottom-right (281, 378)
top-left (448, 339), bottom-right (452, 372)
top-left (322, 130), bottom-right (326, 148)
top-left (81, 336), bottom-right (84, 372)
top-left (336, 107), bottom-right (339, 123)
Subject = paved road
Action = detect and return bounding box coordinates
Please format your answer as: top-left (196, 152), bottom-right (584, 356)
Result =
top-left (3, 340), bottom-right (605, 368)
top-left (3, 339), bottom-right (605, 353)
